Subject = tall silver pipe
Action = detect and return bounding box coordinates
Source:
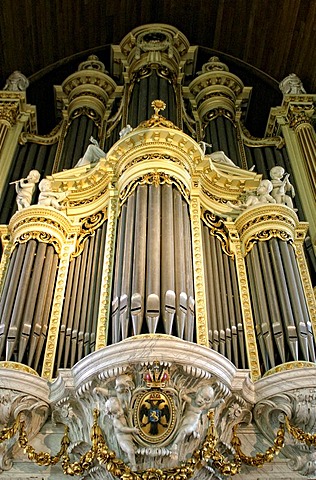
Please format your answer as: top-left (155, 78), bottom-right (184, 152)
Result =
top-left (278, 240), bottom-right (310, 361)
top-left (146, 185), bottom-right (161, 334)
top-left (215, 239), bottom-right (232, 361)
top-left (18, 242), bottom-right (47, 362)
top-left (111, 205), bottom-right (127, 344)
top-left (209, 235), bottom-right (225, 355)
top-left (258, 241), bottom-right (286, 363)
top-left (269, 238), bottom-right (299, 360)
top-left (248, 245), bottom-right (275, 368)
top-left (120, 193), bottom-right (136, 339)
top-left (64, 255), bottom-right (82, 367)
top-left (131, 185), bottom-right (148, 335)
top-left (6, 240), bottom-right (37, 361)
top-left (34, 249), bottom-right (58, 372)
top-left (183, 200), bottom-right (194, 342)
top-left (30, 246), bottom-right (56, 368)
top-left (161, 184), bottom-right (176, 335)
top-left (287, 243), bottom-right (316, 362)
top-left (202, 225), bottom-right (218, 351)
top-left (0, 244), bottom-right (26, 357)
top-left (173, 188), bottom-right (187, 339)
top-left (223, 254), bottom-right (237, 365)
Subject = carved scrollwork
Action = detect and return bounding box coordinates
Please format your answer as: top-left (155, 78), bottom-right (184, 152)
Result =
top-left (201, 210), bottom-right (234, 258)
top-left (72, 209), bottom-right (107, 258)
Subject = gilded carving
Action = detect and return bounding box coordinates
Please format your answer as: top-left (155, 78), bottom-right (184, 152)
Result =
top-left (96, 193), bottom-right (118, 349)
top-left (72, 209), bottom-right (108, 258)
top-left (225, 223), bottom-right (261, 380)
top-left (42, 239), bottom-right (77, 379)
top-left (190, 196), bottom-right (209, 347)
top-left (0, 102), bottom-right (19, 127)
top-left (201, 210), bottom-right (234, 258)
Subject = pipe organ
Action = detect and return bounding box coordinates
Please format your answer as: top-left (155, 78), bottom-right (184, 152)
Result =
top-left (0, 23), bottom-right (315, 480)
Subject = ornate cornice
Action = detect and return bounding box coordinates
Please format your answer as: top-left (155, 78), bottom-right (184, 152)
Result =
top-left (0, 92), bottom-right (36, 132)
top-left (112, 23), bottom-right (196, 80)
top-left (234, 204), bottom-right (305, 255)
top-left (8, 206), bottom-right (80, 255)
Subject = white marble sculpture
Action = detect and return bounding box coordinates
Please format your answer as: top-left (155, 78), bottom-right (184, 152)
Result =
top-left (279, 73), bottom-right (306, 95)
top-left (3, 70), bottom-right (29, 91)
top-left (270, 165), bottom-right (295, 208)
top-left (12, 170), bottom-right (40, 210)
top-left (105, 397), bottom-right (139, 470)
top-left (172, 385), bottom-right (223, 448)
top-left (38, 179), bottom-right (68, 210)
top-left (119, 124), bottom-right (133, 138)
top-left (74, 136), bottom-right (106, 167)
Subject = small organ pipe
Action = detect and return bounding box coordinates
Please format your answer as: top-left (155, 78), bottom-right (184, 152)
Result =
top-left (230, 258), bottom-right (246, 368)
top-left (56, 258), bottom-right (75, 369)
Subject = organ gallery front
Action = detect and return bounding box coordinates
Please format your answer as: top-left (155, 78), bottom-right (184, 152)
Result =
top-left (0, 24), bottom-right (315, 480)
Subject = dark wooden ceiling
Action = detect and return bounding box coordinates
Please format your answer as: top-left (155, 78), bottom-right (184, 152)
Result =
top-left (1, 0), bottom-right (316, 92)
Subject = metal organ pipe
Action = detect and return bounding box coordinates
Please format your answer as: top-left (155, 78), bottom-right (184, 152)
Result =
top-left (110, 183), bottom-right (195, 342)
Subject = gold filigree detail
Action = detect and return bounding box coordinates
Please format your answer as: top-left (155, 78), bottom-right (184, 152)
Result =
top-left (15, 232), bottom-right (61, 254)
top-left (225, 222), bottom-right (261, 380)
top-left (42, 239), bottom-right (76, 379)
top-left (19, 121), bottom-right (63, 145)
top-left (0, 361), bottom-right (39, 376)
top-left (72, 210), bottom-right (107, 259)
top-left (263, 361), bottom-right (316, 377)
top-left (96, 195), bottom-right (118, 349)
top-left (190, 196), bottom-right (209, 347)
top-left (119, 172), bottom-right (189, 206)
top-left (285, 416), bottom-right (316, 447)
top-left (0, 101), bottom-right (19, 126)
top-left (201, 210), bottom-right (234, 258)
top-left (137, 99), bottom-right (180, 130)
top-left (245, 229), bottom-right (293, 255)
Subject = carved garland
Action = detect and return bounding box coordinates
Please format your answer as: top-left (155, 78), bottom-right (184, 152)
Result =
top-left (2, 411), bottom-right (314, 477)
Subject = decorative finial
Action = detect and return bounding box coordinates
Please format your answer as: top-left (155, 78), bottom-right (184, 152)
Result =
top-left (151, 99), bottom-right (166, 117)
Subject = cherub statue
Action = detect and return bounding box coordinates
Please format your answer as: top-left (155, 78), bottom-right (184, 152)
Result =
top-left (37, 179), bottom-right (67, 210)
top-left (94, 374), bottom-right (135, 414)
top-left (3, 70), bottom-right (29, 91)
top-left (119, 124), bottom-right (133, 139)
top-left (105, 397), bottom-right (139, 470)
top-left (279, 73), bottom-right (306, 95)
top-left (74, 137), bottom-right (106, 167)
top-left (172, 385), bottom-right (223, 448)
top-left (270, 165), bottom-right (295, 208)
top-left (12, 170), bottom-right (40, 210)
